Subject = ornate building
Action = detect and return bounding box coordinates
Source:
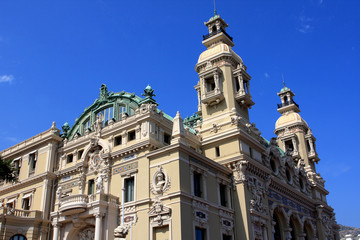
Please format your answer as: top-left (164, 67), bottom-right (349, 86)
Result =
top-left (0, 13), bottom-right (339, 240)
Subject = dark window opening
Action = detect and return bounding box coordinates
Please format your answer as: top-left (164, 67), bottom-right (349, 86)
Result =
top-left (124, 177), bottom-right (134, 202)
top-left (193, 172), bottom-right (202, 198)
top-left (235, 77), bottom-right (240, 92)
top-left (220, 184), bottom-right (227, 207)
top-left (290, 220), bottom-right (297, 240)
top-left (88, 179), bottom-right (95, 195)
top-left (164, 133), bottom-right (171, 145)
top-left (286, 165), bottom-right (292, 183)
top-left (128, 130), bottom-right (136, 141)
top-left (205, 77), bottom-right (216, 92)
top-left (22, 198), bottom-right (30, 210)
top-left (10, 234), bottom-right (27, 240)
top-left (273, 214), bottom-right (282, 240)
top-left (270, 158), bottom-right (277, 173)
top-left (211, 25), bottom-right (217, 33)
top-left (195, 227), bottom-right (206, 240)
top-left (249, 147), bottom-right (253, 158)
top-left (115, 136), bottom-right (122, 146)
top-left (223, 234), bottom-right (232, 240)
top-left (67, 154), bottom-right (73, 164)
top-left (29, 153), bottom-right (36, 171)
top-left (285, 140), bottom-right (294, 152)
top-left (215, 146), bottom-right (220, 157)
top-left (306, 140), bottom-right (311, 153)
top-left (284, 96), bottom-right (288, 103)
top-left (78, 150), bottom-right (84, 160)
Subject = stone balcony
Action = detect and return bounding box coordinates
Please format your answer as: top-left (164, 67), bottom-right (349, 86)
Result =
top-left (0, 207), bottom-right (42, 219)
top-left (235, 91), bottom-right (254, 107)
top-left (59, 194), bottom-right (88, 215)
top-left (58, 192), bottom-right (119, 216)
top-left (201, 90), bottom-right (224, 106)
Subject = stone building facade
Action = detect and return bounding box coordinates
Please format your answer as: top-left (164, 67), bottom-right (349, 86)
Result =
top-left (0, 14), bottom-right (339, 240)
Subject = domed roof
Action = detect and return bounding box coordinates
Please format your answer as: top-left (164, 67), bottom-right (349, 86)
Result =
top-left (280, 86), bottom-right (289, 92)
top-left (197, 43), bottom-right (243, 65)
top-left (275, 112), bottom-right (308, 129)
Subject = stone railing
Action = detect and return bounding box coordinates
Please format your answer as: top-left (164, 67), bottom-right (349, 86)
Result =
top-left (59, 194), bottom-right (88, 213)
top-left (0, 207), bottom-right (42, 218)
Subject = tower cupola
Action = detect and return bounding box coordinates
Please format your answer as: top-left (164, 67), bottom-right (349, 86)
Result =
top-left (277, 82), bottom-right (300, 114)
top-left (202, 12), bottom-right (234, 48)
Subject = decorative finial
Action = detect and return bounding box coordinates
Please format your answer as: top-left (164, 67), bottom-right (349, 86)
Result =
top-left (214, 0), bottom-right (217, 16)
top-left (282, 74), bottom-right (286, 87)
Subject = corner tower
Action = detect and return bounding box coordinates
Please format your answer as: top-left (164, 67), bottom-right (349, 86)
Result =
top-left (274, 83), bottom-right (320, 173)
top-left (195, 13), bottom-right (254, 141)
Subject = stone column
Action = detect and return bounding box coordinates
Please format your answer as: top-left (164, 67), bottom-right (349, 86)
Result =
top-left (309, 138), bottom-right (315, 154)
top-left (202, 171), bottom-right (208, 200)
top-left (238, 75), bottom-right (245, 95)
top-left (214, 71), bottom-right (220, 93)
top-left (201, 77), bottom-right (206, 98)
top-left (246, 81), bottom-right (251, 96)
top-left (226, 185), bottom-right (231, 208)
top-left (94, 213), bottom-right (102, 240)
top-left (291, 137), bottom-right (298, 155)
top-left (196, 88), bottom-right (201, 111)
top-left (52, 223), bottom-right (60, 240)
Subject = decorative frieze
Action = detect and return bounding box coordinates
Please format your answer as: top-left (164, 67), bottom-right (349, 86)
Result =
top-left (113, 162), bottom-right (138, 175)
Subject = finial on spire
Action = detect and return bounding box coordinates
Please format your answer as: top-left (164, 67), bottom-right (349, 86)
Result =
top-left (282, 74), bottom-right (286, 88)
top-left (213, 0), bottom-right (217, 16)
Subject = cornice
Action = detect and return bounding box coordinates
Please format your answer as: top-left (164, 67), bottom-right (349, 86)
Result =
top-left (0, 171), bottom-right (56, 195)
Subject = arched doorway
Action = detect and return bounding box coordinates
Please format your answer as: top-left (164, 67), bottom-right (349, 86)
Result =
top-left (273, 213), bottom-right (282, 240)
top-left (10, 234), bottom-right (27, 240)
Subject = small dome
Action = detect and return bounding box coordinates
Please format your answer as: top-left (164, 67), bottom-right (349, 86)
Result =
top-left (275, 112), bottom-right (308, 129)
top-left (280, 86), bottom-right (289, 92)
top-left (197, 43), bottom-right (243, 64)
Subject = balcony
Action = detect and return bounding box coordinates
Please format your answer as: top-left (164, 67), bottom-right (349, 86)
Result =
top-left (308, 151), bottom-right (320, 163)
top-left (201, 90), bottom-right (224, 106)
top-left (59, 194), bottom-right (88, 215)
top-left (235, 91), bottom-right (254, 107)
top-left (277, 100), bottom-right (299, 109)
top-left (203, 28), bottom-right (233, 41)
top-left (0, 207), bottom-right (42, 219)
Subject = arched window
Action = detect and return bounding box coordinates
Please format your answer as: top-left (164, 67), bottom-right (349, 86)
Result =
top-left (212, 25), bottom-right (217, 33)
top-left (10, 234), bottom-right (27, 240)
top-left (273, 213), bottom-right (282, 240)
top-left (97, 106), bottom-right (114, 127)
top-left (290, 219), bottom-right (297, 239)
top-left (118, 104), bottom-right (126, 120)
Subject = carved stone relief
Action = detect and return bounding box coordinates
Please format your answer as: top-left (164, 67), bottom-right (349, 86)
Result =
top-left (148, 198), bottom-right (171, 227)
top-left (150, 166), bottom-right (171, 195)
top-left (79, 227), bottom-right (95, 240)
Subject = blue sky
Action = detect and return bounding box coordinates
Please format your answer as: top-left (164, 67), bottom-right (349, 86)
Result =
top-left (0, 0), bottom-right (359, 227)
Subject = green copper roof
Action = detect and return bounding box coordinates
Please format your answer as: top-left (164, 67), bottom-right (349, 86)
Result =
top-left (280, 86), bottom-right (289, 92)
top-left (209, 10), bottom-right (220, 22)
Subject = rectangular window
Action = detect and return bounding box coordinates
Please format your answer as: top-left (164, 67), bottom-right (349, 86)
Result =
top-left (124, 177), bottom-right (134, 202)
top-left (193, 172), bottom-right (202, 198)
top-left (306, 140), bottom-right (311, 153)
top-left (195, 227), bottom-right (206, 240)
top-left (22, 196), bottom-right (31, 210)
top-left (205, 76), bottom-right (216, 92)
top-left (83, 119), bottom-right (90, 133)
top-left (220, 184), bottom-right (227, 207)
top-left (67, 154), bottom-right (73, 164)
top-left (114, 135), bottom-right (122, 146)
top-left (6, 201), bottom-right (14, 208)
top-left (223, 234), bottom-right (232, 240)
top-left (215, 146), bottom-right (220, 157)
top-left (29, 152), bottom-right (37, 172)
top-left (119, 105), bottom-right (126, 120)
top-left (88, 179), bottom-right (95, 195)
top-left (164, 133), bottom-right (171, 145)
top-left (78, 150), bottom-right (84, 160)
top-left (249, 147), bottom-right (253, 158)
top-left (128, 130), bottom-right (136, 141)
top-left (13, 159), bottom-right (21, 175)
top-left (285, 140), bottom-right (294, 152)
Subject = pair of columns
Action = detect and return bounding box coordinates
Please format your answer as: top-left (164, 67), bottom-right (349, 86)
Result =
top-left (52, 213), bottom-right (103, 240)
top-left (236, 74), bottom-right (250, 96)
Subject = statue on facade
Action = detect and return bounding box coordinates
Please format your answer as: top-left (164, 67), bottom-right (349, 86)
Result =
top-left (96, 174), bottom-right (104, 193)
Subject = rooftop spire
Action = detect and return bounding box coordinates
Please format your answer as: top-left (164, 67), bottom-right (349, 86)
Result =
top-left (213, 0), bottom-right (217, 16)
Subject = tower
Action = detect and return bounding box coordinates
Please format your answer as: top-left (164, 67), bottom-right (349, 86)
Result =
top-left (195, 13), bottom-right (255, 145)
top-left (274, 83), bottom-right (320, 173)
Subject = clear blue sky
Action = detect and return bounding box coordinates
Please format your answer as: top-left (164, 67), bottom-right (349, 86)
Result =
top-left (0, 0), bottom-right (359, 227)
